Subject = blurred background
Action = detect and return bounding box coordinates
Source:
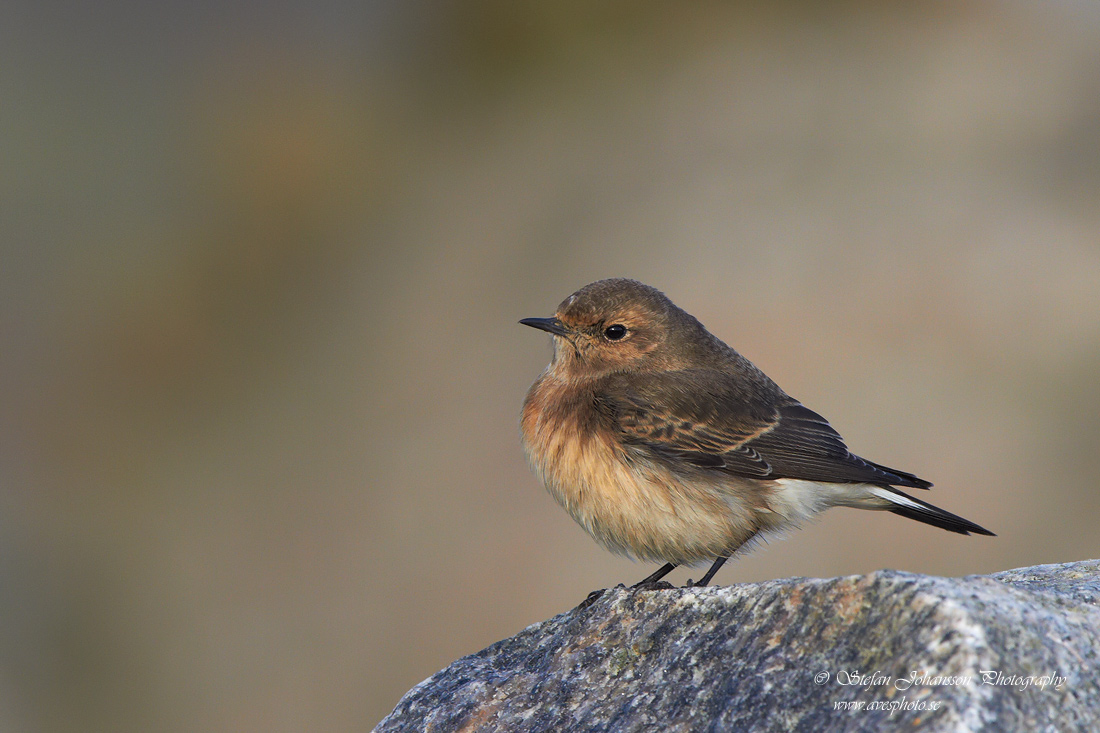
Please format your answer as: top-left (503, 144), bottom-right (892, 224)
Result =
top-left (3, 1), bottom-right (1100, 730)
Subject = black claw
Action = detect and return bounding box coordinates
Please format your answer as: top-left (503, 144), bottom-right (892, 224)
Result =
top-left (574, 589), bottom-right (606, 612)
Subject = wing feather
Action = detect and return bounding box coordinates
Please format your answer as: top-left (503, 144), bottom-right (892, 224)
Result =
top-left (597, 370), bottom-right (931, 489)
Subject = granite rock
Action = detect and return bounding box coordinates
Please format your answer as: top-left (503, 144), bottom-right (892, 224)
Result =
top-left (375, 560), bottom-right (1100, 732)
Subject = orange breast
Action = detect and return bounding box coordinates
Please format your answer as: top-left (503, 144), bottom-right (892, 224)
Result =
top-left (521, 373), bottom-right (760, 565)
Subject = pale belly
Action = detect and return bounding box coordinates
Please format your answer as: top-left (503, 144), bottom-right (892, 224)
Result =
top-left (521, 407), bottom-right (767, 565)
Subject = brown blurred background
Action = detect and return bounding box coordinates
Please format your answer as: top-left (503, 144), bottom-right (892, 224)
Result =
top-left (3, 1), bottom-right (1100, 730)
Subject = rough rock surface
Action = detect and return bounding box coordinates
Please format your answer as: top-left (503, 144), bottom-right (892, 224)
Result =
top-left (375, 560), bottom-right (1100, 732)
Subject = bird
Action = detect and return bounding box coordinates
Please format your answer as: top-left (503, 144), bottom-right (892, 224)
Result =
top-left (519, 278), bottom-right (993, 590)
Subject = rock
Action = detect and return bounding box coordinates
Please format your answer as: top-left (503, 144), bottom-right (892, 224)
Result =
top-left (375, 560), bottom-right (1100, 732)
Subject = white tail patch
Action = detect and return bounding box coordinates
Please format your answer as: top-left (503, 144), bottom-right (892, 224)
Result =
top-left (766, 479), bottom-right (913, 529)
top-left (869, 486), bottom-right (924, 511)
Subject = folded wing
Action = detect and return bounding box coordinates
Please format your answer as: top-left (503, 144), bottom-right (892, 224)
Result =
top-left (598, 369), bottom-right (931, 489)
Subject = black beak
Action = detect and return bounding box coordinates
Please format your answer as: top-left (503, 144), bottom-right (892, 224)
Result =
top-left (519, 317), bottom-right (569, 337)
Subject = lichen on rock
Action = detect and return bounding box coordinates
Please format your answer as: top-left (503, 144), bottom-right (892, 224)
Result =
top-left (376, 560), bottom-right (1100, 732)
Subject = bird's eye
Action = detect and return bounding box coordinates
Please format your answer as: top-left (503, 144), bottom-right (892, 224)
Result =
top-left (603, 324), bottom-right (628, 341)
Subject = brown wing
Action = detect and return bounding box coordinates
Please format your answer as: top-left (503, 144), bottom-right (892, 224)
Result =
top-left (597, 369), bottom-right (931, 489)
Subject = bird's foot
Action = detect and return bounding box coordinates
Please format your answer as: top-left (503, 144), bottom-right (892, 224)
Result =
top-left (683, 557), bottom-right (728, 588)
top-left (631, 580), bottom-right (675, 592)
top-left (574, 588), bottom-right (607, 612)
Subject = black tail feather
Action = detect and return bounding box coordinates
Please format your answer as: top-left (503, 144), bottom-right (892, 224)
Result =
top-left (883, 487), bottom-right (995, 537)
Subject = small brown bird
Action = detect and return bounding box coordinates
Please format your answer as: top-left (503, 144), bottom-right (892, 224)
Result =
top-left (520, 278), bottom-right (993, 588)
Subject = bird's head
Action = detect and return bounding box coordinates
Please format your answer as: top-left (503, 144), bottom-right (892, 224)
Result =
top-left (521, 278), bottom-right (719, 379)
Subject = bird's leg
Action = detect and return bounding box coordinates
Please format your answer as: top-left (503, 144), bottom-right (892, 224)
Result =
top-left (685, 556), bottom-right (728, 587)
top-left (631, 562), bottom-right (678, 591)
top-left (574, 562), bottom-right (678, 612)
